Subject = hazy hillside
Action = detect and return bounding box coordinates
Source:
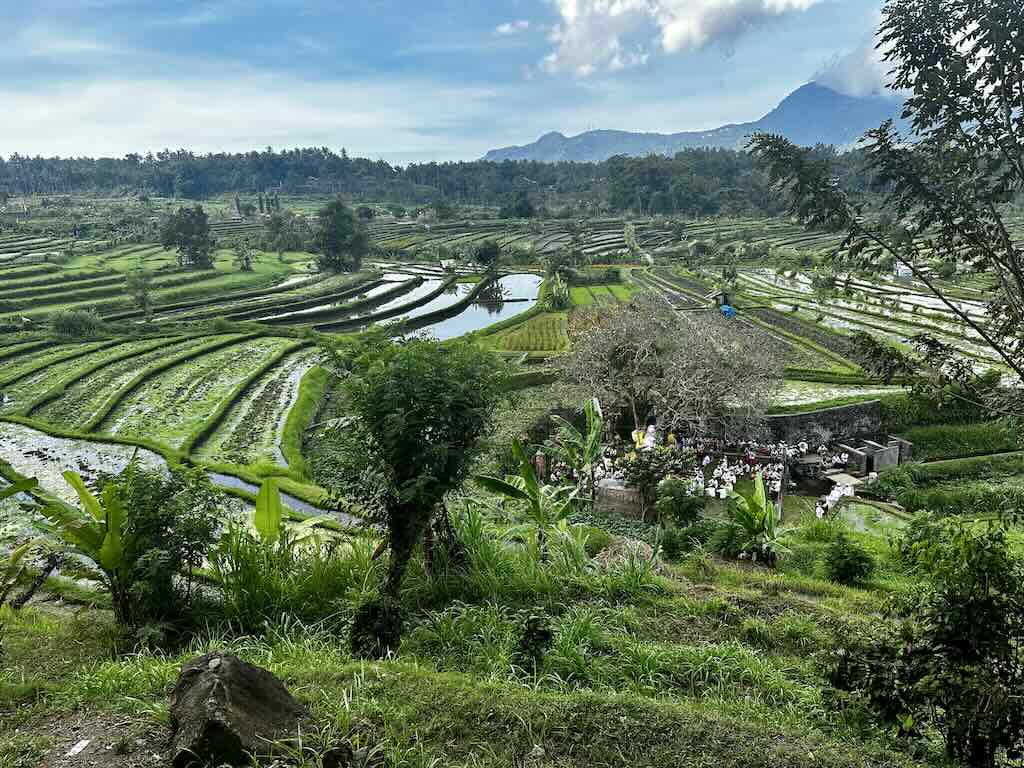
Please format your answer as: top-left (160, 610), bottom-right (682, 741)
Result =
top-left (484, 83), bottom-right (904, 162)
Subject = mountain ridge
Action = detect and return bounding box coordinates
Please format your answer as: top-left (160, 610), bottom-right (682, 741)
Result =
top-left (483, 82), bottom-right (903, 163)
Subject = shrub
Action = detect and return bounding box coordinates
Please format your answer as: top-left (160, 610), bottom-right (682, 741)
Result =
top-left (50, 309), bottom-right (106, 339)
top-left (827, 520), bottom-right (1024, 766)
top-left (350, 596), bottom-right (404, 659)
top-left (658, 527), bottom-right (688, 562)
top-left (709, 521), bottom-right (745, 559)
top-left (41, 465), bottom-right (218, 634)
top-left (655, 478), bottom-right (706, 526)
top-left (675, 517), bottom-right (724, 547)
top-left (823, 535), bottom-right (875, 585)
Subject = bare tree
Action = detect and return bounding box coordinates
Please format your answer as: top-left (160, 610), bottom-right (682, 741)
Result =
top-left (560, 293), bottom-right (782, 439)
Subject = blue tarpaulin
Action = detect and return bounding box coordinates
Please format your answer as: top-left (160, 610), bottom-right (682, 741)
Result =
top-left (720, 304), bottom-right (737, 318)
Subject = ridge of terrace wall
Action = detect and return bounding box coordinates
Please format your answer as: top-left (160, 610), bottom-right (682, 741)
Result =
top-left (766, 399), bottom-right (884, 444)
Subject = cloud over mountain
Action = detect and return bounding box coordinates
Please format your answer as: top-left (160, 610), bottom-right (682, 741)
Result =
top-left (542, 0), bottom-right (824, 76)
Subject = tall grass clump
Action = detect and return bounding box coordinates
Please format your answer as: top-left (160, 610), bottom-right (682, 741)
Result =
top-left (212, 524), bottom-right (380, 633)
top-left (50, 309), bottom-right (107, 339)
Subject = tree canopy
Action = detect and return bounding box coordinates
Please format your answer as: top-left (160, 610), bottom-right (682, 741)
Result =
top-left (160, 204), bottom-right (215, 269)
top-left (315, 198), bottom-right (369, 272)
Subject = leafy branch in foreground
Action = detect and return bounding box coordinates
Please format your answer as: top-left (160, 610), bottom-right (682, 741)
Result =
top-left (749, 0), bottom-right (1024, 405)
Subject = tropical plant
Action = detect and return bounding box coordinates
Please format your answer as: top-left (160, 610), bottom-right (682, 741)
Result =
top-left (728, 474), bottom-right (785, 566)
top-left (341, 339), bottom-right (507, 656)
top-left (39, 471), bottom-right (133, 626)
top-left (475, 439), bottom-right (579, 558)
top-left (545, 273), bottom-right (571, 310)
top-left (544, 398), bottom-right (604, 505)
top-left (38, 467), bottom-right (218, 631)
top-left (0, 478), bottom-right (51, 608)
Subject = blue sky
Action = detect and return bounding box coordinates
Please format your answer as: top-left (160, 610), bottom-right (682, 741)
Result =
top-left (0, 0), bottom-right (889, 163)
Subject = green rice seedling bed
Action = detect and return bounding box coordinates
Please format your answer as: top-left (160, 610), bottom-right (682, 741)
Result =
top-left (570, 287), bottom-right (595, 306)
top-left (0, 341), bottom-right (118, 388)
top-left (102, 336), bottom-right (293, 449)
top-left (492, 313), bottom-right (569, 353)
top-left (34, 336), bottom-right (215, 428)
top-left (83, 334), bottom-right (251, 432)
top-left (193, 348), bottom-right (319, 467)
top-left (0, 339), bottom-right (176, 415)
top-left (24, 335), bottom-right (185, 417)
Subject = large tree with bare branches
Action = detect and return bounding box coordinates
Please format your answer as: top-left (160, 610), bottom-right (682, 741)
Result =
top-left (560, 294), bottom-right (782, 440)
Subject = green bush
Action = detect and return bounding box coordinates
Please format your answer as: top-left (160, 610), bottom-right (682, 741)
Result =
top-left (655, 479), bottom-right (706, 526)
top-left (658, 527), bottom-right (688, 562)
top-left (50, 309), bottom-right (107, 339)
top-left (823, 535), bottom-right (875, 585)
top-left (708, 521), bottom-right (745, 558)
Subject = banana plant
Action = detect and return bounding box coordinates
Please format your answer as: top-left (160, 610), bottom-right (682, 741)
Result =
top-left (475, 439), bottom-right (578, 557)
top-left (38, 471), bottom-right (134, 626)
top-left (253, 478), bottom-right (333, 548)
top-left (728, 473), bottom-right (788, 566)
top-left (545, 398), bottom-right (604, 506)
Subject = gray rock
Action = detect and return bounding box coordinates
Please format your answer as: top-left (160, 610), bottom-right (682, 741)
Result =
top-left (169, 652), bottom-right (311, 767)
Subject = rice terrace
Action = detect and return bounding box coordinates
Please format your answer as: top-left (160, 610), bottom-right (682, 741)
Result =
top-left (2, 1), bottom-right (1024, 767)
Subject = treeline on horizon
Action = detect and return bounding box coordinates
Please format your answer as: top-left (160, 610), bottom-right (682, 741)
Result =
top-left (0, 144), bottom-right (880, 217)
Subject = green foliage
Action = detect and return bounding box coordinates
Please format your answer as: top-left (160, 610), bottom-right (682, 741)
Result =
top-left (899, 420), bottom-right (1019, 461)
top-left (828, 519), bottom-right (1024, 767)
top-left (212, 522), bottom-right (375, 634)
top-left (350, 596), bottom-right (404, 659)
top-left (316, 198), bottom-right (369, 272)
top-left (475, 440), bottom-right (579, 556)
top-left (343, 338), bottom-right (508, 612)
top-left (655, 478), bottom-right (706, 527)
top-left (545, 274), bottom-right (571, 310)
top-left (727, 474), bottom-right (785, 566)
top-left (513, 613), bottom-right (554, 672)
top-left (472, 239), bottom-right (501, 272)
top-left (708, 521), bottom-right (745, 559)
top-left (124, 268), bottom-right (153, 319)
top-left (39, 465), bottom-right (218, 631)
top-left (50, 309), bottom-right (106, 339)
top-left (160, 204), bottom-right (214, 268)
top-left (543, 397), bottom-right (604, 504)
top-left (822, 534), bottom-right (875, 585)
top-left (619, 447), bottom-right (695, 520)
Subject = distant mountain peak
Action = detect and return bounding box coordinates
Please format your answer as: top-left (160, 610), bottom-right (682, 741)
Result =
top-left (483, 83), bottom-right (904, 163)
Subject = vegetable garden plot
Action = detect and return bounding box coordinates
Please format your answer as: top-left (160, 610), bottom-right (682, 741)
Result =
top-left (193, 349), bottom-right (320, 467)
top-left (0, 422), bottom-right (166, 506)
top-left (33, 336), bottom-right (223, 428)
top-left (101, 336), bottom-right (293, 448)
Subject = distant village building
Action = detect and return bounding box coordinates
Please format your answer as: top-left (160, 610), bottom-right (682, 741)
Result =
top-left (894, 262), bottom-right (914, 281)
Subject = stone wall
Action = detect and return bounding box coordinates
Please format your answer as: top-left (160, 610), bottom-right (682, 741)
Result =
top-left (766, 400), bottom-right (884, 445)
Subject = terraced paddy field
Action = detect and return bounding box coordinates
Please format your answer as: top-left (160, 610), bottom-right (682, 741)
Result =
top-left (100, 335), bottom-right (297, 448)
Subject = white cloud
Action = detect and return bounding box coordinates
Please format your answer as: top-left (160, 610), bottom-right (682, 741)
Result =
top-left (12, 26), bottom-right (112, 58)
top-left (543, 0), bottom-right (823, 76)
top-left (813, 15), bottom-right (904, 101)
top-left (495, 20), bottom-right (531, 35)
top-left (0, 74), bottom-right (502, 162)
